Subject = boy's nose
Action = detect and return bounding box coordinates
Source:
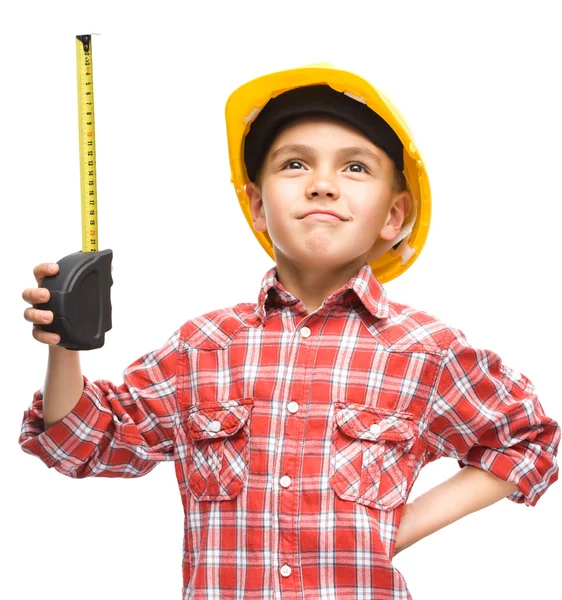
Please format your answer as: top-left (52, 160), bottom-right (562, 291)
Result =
top-left (305, 177), bottom-right (340, 200)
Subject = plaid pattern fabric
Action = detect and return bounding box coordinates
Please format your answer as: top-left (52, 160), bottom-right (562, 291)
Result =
top-left (19, 263), bottom-right (560, 599)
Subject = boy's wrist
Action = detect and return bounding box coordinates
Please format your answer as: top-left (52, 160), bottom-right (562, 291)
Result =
top-left (48, 343), bottom-right (79, 362)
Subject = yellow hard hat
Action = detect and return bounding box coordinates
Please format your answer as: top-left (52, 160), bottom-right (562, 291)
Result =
top-left (225, 63), bottom-right (430, 283)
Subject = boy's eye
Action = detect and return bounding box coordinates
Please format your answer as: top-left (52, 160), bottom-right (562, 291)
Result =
top-left (283, 160), bottom-right (304, 170)
top-left (346, 162), bottom-right (368, 173)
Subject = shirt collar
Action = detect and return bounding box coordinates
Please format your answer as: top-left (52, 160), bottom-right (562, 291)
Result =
top-left (256, 262), bottom-right (389, 323)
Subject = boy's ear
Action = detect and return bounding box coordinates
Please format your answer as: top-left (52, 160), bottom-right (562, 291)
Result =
top-left (246, 182), bottom-right (268, 233)
top-left (378, 191), bottom-right (411, 242)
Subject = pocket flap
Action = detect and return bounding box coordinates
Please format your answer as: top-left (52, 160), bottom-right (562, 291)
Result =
top-left (187, 399), bottom-right (253, 440)
top-left (334, 404), bottom-right (415, 443)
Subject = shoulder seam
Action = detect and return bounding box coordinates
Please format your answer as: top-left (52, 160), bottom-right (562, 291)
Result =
top-left (180, 307), bottom-right (248, 351)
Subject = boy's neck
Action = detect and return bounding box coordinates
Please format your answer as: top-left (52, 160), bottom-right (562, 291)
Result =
top-left (274, 255), bottom-right (367, 314)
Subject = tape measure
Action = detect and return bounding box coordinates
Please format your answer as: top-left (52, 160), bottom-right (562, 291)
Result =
top-left (76, 34), bottom-right (98, 253)
top-left (34, 34), bottom-right (113, 350)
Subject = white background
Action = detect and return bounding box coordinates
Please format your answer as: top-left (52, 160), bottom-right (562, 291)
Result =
top-left (2, 1), bottom-right (560, 598)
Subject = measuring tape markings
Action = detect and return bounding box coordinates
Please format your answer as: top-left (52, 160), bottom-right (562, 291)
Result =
top-left (76, 35), bottom-right (98, 253)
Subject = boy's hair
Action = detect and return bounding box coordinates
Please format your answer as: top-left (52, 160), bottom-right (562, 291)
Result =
top-left (391, 165), bottom-right (408, 192)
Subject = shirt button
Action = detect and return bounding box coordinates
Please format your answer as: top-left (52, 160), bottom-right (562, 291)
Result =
top-left (280, 564), bottom-right (292, 577)
top-left (279, 475), bottom-right (292, 488)
top-left (208, 420), bottom-right (221, 433)
top-left (287, 401), bottom-right (299, 414)
top-left (369, 423), bottom-right (381, 436)
top-left (300, 326), bottom-right (311, 338)
top-left (512, 370), bottom-right (522, 381)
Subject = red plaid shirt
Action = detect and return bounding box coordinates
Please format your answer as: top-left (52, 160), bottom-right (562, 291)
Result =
top-left (19, 263), bottom-right (560, 599)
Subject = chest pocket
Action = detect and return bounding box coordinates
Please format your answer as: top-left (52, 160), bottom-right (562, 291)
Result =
top-left (329, 403), bottom-right (417, 510)
top-left (185, 398), bottom-right (254, 501)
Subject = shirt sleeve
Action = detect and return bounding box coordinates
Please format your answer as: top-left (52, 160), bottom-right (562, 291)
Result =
top-left (423, 327), bottom-right (560, 507)
top-left (18, 329), bottom-right (181, 479)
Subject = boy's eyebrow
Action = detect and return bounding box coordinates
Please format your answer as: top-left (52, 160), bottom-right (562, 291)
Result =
top-left (269, 144), bottom-right (315, 162)
top-left (269, 144), bottom-right (383, 166)
top-left (337, 146), bottom-right (383, 167)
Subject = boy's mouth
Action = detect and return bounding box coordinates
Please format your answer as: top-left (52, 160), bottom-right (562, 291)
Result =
top-left (302, 213), bottom-right (344, 223)
top-left (300, 210), bottom-right (347, 221)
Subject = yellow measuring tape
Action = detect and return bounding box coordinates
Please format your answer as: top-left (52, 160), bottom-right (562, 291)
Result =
top-left (76, 34), bottom-right (98, 253)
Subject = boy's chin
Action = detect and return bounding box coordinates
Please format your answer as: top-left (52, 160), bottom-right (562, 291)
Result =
top-left (278, 251), bottom-right (366, 271)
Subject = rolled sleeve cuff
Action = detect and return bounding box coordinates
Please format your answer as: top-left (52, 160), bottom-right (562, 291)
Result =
top-left (18, 377), bottom-right (103, 475)
top-left (457, 443), bottom-right (560, 507)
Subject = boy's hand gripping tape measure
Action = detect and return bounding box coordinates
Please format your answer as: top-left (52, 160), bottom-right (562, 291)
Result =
top-left (34, 35), bottom-right (112, 350)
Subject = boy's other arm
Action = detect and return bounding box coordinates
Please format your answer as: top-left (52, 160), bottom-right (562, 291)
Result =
top-left (394, 326), bottom-right (560, 555)
top-left (395, 465), bottom-right (518, 555)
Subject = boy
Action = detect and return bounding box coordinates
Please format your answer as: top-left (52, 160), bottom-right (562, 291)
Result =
top-left (20, 64), bottom-right (560, 599)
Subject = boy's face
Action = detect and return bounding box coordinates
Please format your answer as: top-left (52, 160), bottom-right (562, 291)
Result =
top-left (246, 115), bottom-right (410, 272)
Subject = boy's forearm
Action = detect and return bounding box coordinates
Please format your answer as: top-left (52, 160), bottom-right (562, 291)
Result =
top-left (395, 465), bottom-right (519, 555)
top-left (42, 346), bottom-right (85, 430)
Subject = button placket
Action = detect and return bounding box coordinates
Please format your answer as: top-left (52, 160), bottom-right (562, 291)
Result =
top-left (278, 321), bottom-right (310, 587)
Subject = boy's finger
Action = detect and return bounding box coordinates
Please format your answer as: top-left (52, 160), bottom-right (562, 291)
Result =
top-left (24, 307), bottom-right (54, 324)
top-left (22, 287), bottom-right (50, 305)
top-left (33, 262), bottom-right (59, 286)
top-left (32, 325), bottom-right (60, 345)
